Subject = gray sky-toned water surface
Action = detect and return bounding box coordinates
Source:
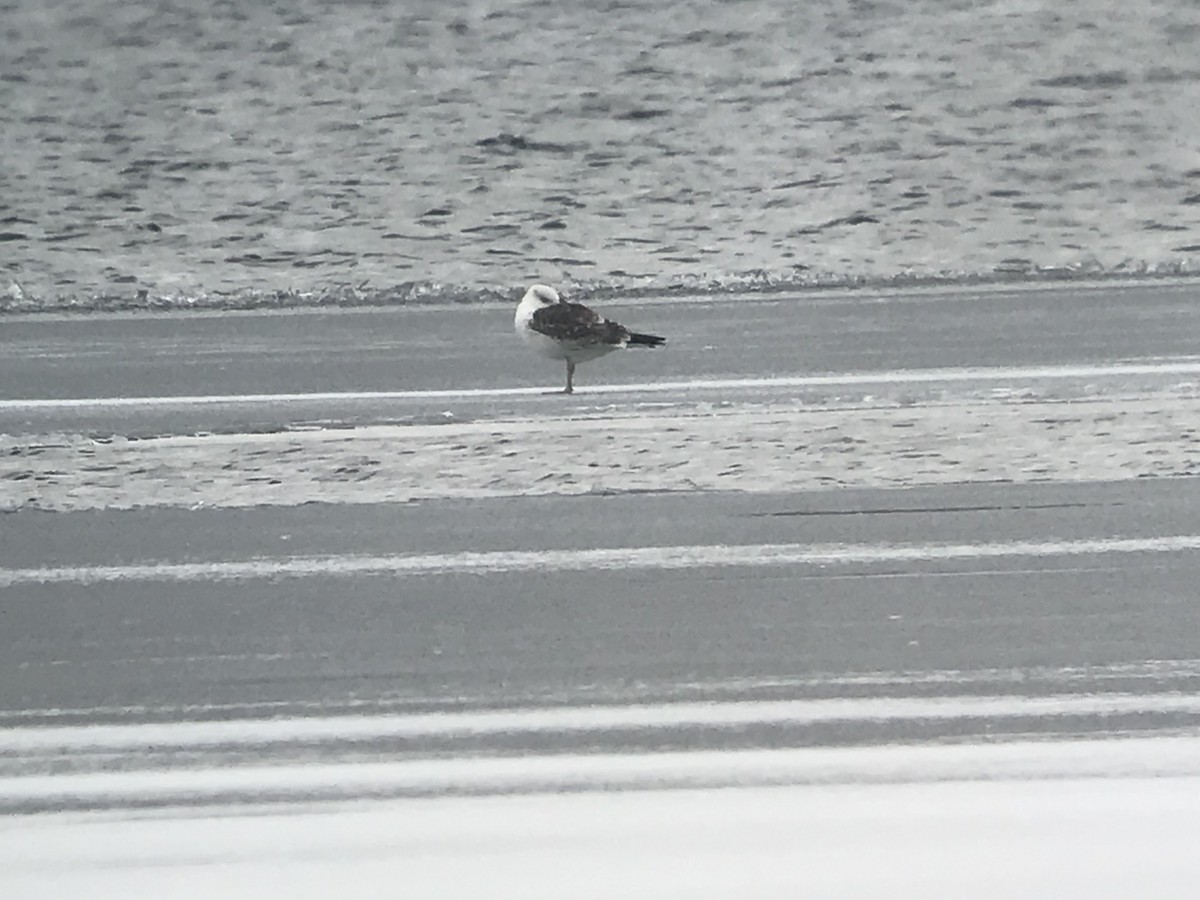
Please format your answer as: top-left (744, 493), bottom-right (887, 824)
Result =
top-left (3, 0), bottom-right (1200, 309)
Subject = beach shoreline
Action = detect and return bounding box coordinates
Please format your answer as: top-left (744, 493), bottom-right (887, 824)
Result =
top-left (5, 389), bottom-right (1197, 512)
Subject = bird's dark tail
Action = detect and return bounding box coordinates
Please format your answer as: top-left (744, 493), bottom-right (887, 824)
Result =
top-left (627, 331), bottom-right (666, 348)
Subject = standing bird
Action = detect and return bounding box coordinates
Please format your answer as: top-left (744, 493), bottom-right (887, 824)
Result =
top-left (514, 284), bottom-right (666, 393)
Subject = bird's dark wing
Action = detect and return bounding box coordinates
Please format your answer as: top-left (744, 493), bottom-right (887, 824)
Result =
top-left (529, 301), bottom-right (629, 345)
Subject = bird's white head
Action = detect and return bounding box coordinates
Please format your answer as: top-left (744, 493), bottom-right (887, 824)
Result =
top-left (523, 284), bottom-right (560, 307)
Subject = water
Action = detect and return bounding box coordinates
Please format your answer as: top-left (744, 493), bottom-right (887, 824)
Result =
top-left (2, 0), bottom-right (1199, 311)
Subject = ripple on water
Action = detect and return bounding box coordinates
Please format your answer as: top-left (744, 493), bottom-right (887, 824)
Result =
top-left (0, 0), bottom-right (1198, 311)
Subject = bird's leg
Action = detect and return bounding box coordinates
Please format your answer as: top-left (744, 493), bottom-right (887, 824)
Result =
top-left (564, 360), bottom-right (575, 394)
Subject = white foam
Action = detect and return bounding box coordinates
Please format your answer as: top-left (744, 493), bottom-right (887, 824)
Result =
top-left (3, 735), bottom-right (1200, 808)
top-left (4, 534), bottom-right (1199, 587)
top-left (5, 693), bottom-right (1200, 755)
top-left (3, 359), bottom-right (1199, 409)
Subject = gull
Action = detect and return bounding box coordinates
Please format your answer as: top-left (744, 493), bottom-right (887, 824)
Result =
top-left (514, 284), bottom-right (666, 394)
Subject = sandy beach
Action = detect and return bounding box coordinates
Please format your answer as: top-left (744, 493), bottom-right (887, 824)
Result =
top-left (4, 389), bottom-right (1199, 512)
top-left (5, 0), bottom-right (1200, 892)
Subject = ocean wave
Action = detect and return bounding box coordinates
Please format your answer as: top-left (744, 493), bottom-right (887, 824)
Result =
top-left (4, 261), bottom-right (1200, 315)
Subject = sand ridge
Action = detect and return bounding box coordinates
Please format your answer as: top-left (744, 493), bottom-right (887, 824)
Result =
top-left (3, 392), bottom-right (1198, 512)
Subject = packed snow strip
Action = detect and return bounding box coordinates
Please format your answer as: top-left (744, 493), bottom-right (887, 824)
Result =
top-left (3, 694), bottom-right (1200, 756)
top-left (3, 736), bottom-right (1200, 809)
top-left (3, 393), bottom-right (1200, 511)
top-left (4, 534), bottom-right (1200, 588)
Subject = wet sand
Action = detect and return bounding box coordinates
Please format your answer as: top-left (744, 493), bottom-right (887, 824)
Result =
top-left (3, 391), bottom-right (1199, 511)
top-left (5, 478), bottom-right (1200, 722)
top-left (4, 282), bottom-right (1200, 894)
top-left (3, 281), bottom-right (1199, 716)
top-left (3, 281), bottom-right (1199, 514)
top-left (4, 279), bottom-right (1199, 403)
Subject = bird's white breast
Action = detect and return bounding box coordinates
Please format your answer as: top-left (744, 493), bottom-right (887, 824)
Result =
top-left (514, 299), bottom-right (564, 359)
top-left (519, 322), bottom-right (573, 360)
